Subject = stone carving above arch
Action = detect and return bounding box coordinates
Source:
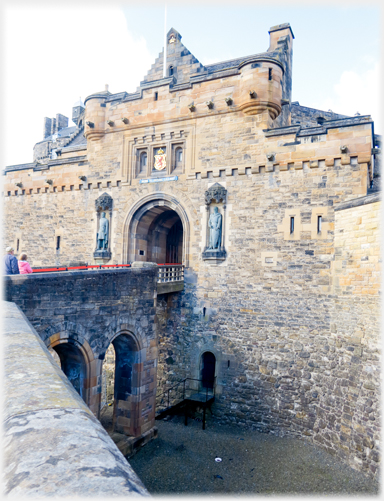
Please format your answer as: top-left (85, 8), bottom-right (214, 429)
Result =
top-left (95, 192), bottom-right (113, 212)
top-left (204, 183), bottom-right (227, 205)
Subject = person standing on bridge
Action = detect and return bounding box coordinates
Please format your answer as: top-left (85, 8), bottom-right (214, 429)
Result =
top-left (3, 246), bottom-right (20, 275)
top-left (18, 254), bottom-right (33, 274)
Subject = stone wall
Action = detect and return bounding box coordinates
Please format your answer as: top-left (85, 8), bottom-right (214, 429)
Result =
top-left (4, 267), bottom-right (158, 437)
top-left (154, 196), bottom-right (381, 478)
top-left (3, 118), bottom-right (372, 267)
top-left (3, 300), bottom-right (149, 497)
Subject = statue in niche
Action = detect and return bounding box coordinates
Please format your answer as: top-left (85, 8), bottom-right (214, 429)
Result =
top-left (208, 207), bottom-right (222, 249)
top-left (97, 212), bottom-right (109, 250)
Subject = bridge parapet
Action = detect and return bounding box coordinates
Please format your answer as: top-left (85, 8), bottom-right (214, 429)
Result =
top-left (3, 300), bottom-right (149, 497)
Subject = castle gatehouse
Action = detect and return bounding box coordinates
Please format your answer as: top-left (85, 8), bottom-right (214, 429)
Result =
top-left (3, 23), bottom-right (380, 478)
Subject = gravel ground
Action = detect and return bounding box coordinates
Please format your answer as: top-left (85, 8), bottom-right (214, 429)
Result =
top-left (128, 414), bottom-right (379, 496)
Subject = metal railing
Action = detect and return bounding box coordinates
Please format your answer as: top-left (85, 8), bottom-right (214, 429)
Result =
top-left (32, 264), bottom-right (132, 273)
top-left (157, 264), bottom-right (184, 284)
top-left (155, 377), bottom-right (216, 415)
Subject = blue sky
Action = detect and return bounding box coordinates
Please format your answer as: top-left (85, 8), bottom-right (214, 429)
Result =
top-left (2, 1), bottom-right (382, 167)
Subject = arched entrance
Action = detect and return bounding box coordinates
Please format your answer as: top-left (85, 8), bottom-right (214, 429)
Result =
top-left (124, 194), bottom-right (190, 265)
top-left (52, 343), bottom-right (87, 400)
top-left (45, 329), bottom-right (99, 415)
top-left (102, 332), bottom-right (144, 436)
top-left (200, 351), bottom-right (216, 389)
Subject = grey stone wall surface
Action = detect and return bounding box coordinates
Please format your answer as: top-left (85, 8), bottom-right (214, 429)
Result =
top-left (3, 267), bottom-right (158, 423)
top-left (3, 300), bottom-right (149, 497)
top-left (156, 283), bottom-right (380, 477)
top-left (4, 267), bottom-right (157, 360)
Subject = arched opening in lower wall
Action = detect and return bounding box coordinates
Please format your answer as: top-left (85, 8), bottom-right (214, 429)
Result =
top-left (200, 351), bottom-right (216, 389)
top-left (49, 342), bottom-right (87, 401)
top-left (46, 332), bottom-right (98, 415)
top-left (124, 195), bottom-right (190, 266)
top-left (54, 343), bottom-right (86, 398)
top-left (101, 332), bottom-right (143, 436)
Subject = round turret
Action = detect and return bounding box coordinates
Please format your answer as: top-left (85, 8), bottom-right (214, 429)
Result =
top-left (238, 57), bottom-right (283, 119)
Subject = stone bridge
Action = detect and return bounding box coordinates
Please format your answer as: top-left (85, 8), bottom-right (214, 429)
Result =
top-left (4, 265), bottom-right (162, 439)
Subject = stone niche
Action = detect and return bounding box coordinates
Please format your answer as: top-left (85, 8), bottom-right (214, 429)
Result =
top-left (94, 193), bottom-right (112, 262)
top-left (202, 183), bottom-right (227, 264)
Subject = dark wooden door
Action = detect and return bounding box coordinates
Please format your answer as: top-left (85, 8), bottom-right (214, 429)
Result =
top-left (201, 352), bottom-right (215, 389)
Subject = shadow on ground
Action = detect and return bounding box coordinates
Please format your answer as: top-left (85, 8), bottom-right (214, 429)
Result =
top-left (127, 414), bottom-right (379, 495)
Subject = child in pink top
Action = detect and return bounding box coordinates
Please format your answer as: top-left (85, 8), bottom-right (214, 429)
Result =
top-left (18, 253), bottom-right (33, 274)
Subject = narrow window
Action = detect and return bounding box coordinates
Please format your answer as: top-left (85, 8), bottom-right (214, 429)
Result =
top-left (174, 146), bottom-right (183, 170)
top-left (140, 151), bottom-right (147, 173)
top-left (269, 68), bottom-right (272, 81)
top-left (203, 307), bottom-right (206, 316)
top-left (290, 216), bottom-right (294, 234)
top-left (56, 236), bottom-right (61, 250)
top-left (17, 239), bottom-right (20, 252)
top-left (154, 92), bottom-right (158, 101)
top-left (228, 360), bottom-right (230, 368)
top-left (168, 65), bottom-right (174, 76)
top-left (317, 215), bottom-right (322, 234)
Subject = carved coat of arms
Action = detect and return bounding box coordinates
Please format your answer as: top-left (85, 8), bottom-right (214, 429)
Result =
top-left (154, 148), bottom-right (166, 171)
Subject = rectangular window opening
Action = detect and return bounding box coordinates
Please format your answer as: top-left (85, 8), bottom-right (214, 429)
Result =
top-left (139, 250), bottom-right (145, 256)
top-left (317, 215), bottom-right (322, 234)
top-left (290, 216), bottom-right (295, 234)
top-left (17, 239), bottom-right (20, 252)
top-left (154, 92), bottom-right (158, 101)
top-left (56, 236), bottom-right (61, 250)
top-left (269, 68), bottom-right (273, 81)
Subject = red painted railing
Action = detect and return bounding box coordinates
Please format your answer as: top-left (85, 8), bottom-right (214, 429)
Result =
top-left (32, 263), bottom-right (183, 276)
top-left (32, 264), bottom-right (132, 273)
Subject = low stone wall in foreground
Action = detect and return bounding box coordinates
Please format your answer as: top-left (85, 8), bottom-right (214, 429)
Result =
top-left (3, 300), bottom-right (149, 498)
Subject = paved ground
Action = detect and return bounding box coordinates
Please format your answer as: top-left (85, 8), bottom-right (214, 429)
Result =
top-left (128, 414), bottom-right (379, 496)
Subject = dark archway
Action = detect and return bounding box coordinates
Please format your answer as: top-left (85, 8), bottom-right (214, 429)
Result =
top-left (129, 204), bottom-right (183, 264)
top-left (200, 352), bottom-right (216, 389)
top-left (107, 332), bottom-right (141, 435)
top-left (124, 194), bottom-right (191, 266)
top-left (53, 342), bottom-right (87, 400)
top-left (113, 334), bottom-right (138, 400)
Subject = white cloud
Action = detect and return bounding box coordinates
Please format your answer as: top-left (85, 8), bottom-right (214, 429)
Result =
top-left (313, 63), bottom-right (381, 134)
top-left (4, 6), bottom-right (154, 166)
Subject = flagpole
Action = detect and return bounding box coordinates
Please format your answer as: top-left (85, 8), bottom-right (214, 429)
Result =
top-left (163, 4), bottom-right (167, 78)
